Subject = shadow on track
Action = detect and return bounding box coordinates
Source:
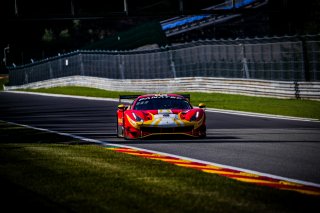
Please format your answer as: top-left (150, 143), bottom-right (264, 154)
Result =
top-left (106, 135), bottom-right (241, 144)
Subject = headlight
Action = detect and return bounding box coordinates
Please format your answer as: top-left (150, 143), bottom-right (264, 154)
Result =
top-left (132, 112), bottom-right (143, 122)
top-left (190, 111), bottom-right (200, 121)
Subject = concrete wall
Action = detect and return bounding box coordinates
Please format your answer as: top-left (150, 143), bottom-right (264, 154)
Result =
top-left (5, 76), bottom-right (320, 101)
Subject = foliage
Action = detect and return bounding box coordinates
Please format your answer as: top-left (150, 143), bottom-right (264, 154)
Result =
top-left (42, 29), bottom-right (55, 43)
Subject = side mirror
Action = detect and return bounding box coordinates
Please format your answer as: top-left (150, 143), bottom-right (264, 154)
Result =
top-left (118, 104), bottom-right (126, 110)
top-left (198, 103), bottom-right (206, 109)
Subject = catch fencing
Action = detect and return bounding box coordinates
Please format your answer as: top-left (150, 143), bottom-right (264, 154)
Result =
top-left (8, 35), bottom-right (320, 86)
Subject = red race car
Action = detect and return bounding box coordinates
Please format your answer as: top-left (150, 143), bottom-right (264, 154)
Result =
top-left (116, 94), bottom-right (206, 139)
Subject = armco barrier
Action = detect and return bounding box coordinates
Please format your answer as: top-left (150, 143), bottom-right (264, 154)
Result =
top-left (5, 76), bottom-right (320, 100)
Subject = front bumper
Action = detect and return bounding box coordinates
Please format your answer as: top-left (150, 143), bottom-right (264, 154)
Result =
top-left (125, 125), bottom-right (206, 139)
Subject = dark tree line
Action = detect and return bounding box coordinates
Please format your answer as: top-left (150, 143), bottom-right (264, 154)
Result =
top-left (1, 0), bottom-right (319, 72)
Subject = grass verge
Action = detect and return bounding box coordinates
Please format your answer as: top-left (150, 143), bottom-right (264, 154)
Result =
top-left (21, 86), bottom-right (320, 120)
top-left (1, 120), bottom-right (320, 213)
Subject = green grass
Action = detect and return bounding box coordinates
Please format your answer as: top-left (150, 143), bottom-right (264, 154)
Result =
top-left (22, 86), bottom-right (320, 120)
top-left (189, 92), bottom-right (320, 120)
top-left (1, 121), bottom-right (319, 212)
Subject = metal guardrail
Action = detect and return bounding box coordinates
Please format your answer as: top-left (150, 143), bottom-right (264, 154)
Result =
top-left (7, 35), bottom-right (320, 86)
top-left (5, 76), bottom-right (320, 100)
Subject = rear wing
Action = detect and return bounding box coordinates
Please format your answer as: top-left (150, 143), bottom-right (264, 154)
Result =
top-left (119, 95), bottom-right (141, 104)
top-left (180, 94), bottom-right (190, 101)
top-left (118, 94), bottom-right (191, 104)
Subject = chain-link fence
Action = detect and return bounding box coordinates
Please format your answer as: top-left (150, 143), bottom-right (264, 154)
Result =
top-left (8, 35), bottom-right (320, 86)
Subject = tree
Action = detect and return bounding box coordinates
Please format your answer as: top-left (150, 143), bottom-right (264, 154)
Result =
top-left (42, 29), bottom-right (55, 43)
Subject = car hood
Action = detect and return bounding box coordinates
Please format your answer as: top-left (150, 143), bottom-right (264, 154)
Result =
top-left (138, 109), bottom-right (186, 115)
top-left (127, 108), bottom-right (203, 128)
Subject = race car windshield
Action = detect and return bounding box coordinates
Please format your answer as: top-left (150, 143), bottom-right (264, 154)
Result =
top-left (133, 97), bottom-right (192, 110)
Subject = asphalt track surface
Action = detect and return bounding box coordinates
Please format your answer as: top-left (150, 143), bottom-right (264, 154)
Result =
top-left (1, 91), bottom-right (320, 185)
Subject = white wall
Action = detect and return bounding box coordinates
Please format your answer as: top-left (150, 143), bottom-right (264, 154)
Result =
top-left (5, 76), bottom-right (320, 100)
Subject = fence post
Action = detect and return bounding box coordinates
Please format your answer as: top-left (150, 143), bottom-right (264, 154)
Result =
top-left (49, 61), bottom-right (53, 79)
top-left (300, 36), bottom-right (310, 81)
top-left (24, 72), bottom-right (28, 84)
top-left (169, 50), bottom-right (177, 78)
top-left (294, 81), bottom-right (300, 99)
top-left (118, 53), bottom-right (125, 79)
top-left (79, 53), bottom-right (84, 76)
top-left (240, 43), bottom-right (250, 79)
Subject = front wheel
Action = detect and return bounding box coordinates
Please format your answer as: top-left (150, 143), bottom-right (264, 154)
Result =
top-left (117, 125), bottom-right (124, 138)
top-left (116, 116), bottom-right (124, 138)
top-left (123, 128), bottom-right (131, 140)
top-left (199, 126), bottom-right (206, 138)
top-left (199, 133), bottom-right (206, 139)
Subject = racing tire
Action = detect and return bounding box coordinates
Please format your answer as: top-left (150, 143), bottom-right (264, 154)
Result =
top-left (123, 128), bottom-right (130, 140)
top-left (116, 114), bottom-right (125, 138)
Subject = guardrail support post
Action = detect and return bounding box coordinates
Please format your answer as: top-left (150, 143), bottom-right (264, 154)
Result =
top-left (169, 50), bottom-right (177, 78)
top-left (240, 44), bottom-right (250, 79)
top-left (79, 53), bottom-right (84, 76)
top-left (300, 36), bottom-right (310, 81)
